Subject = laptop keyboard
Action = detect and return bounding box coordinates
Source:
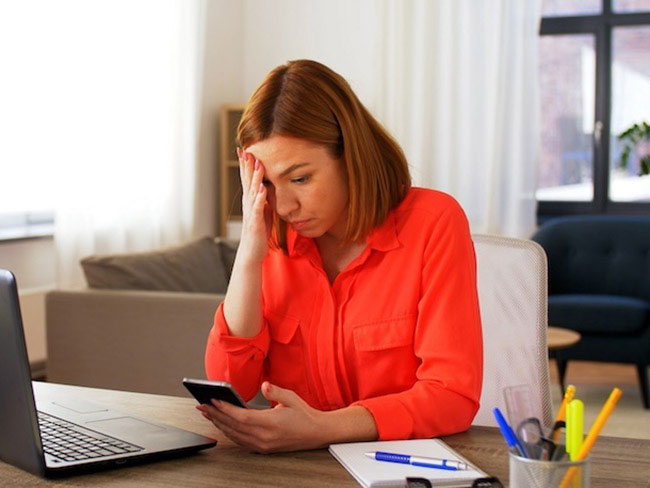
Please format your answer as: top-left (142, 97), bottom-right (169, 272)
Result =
top-left (38, 411), bottom-right (144, 463)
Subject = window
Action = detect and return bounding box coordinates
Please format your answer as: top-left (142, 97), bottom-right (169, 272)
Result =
top-left (538, 0), bottom-right (650, 220)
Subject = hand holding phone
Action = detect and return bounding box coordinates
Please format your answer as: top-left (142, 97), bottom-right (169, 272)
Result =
top-left (182, 378), bottom-right (247, 408)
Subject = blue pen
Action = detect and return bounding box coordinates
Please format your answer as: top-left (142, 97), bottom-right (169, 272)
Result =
top-left (364, 451), bottom-right (467, 471)
top-left (493, 407), bottom-right (527, 458)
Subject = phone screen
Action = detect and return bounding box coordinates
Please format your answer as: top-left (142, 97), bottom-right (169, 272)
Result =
top-left (183, 379), bottom-right (247, 408)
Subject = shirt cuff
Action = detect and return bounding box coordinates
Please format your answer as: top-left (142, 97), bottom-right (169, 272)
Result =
top-left (213, 302), bottom-right (270, 356)
top-left (352, 395), bottom-right (415, 440)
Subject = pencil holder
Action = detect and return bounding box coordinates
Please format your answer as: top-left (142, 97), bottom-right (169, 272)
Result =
top-left (508, 452), bottom-right (590, 488)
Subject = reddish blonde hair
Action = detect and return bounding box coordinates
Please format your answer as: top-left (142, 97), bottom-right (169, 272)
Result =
top-left (237, 59), bottom-right (411, 251)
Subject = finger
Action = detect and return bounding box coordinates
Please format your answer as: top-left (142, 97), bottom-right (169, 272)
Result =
top-left (243, 152), bottom-right (255, 192)
top-left (249, 159), bottom-right (264, 201)
top-left (262, 382), bottom-right (303, 408)
top-left (203, 404), bottom-right (269, 446)
top-left (253, 183), bottom-right (267, 221)
top-left (202, 403), bottom-right (264, 436)
top-left (239, 151), bottom-right (250, 194)
top-left (210, 399), bottom-right (269, 428)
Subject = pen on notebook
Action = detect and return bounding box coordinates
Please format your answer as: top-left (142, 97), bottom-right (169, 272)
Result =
top-left (492, 407), bottom-right (527, 458)
top-left (364, 451), bottom-right (467, 471)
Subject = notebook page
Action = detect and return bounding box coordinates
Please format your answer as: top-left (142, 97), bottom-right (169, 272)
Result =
top-left (329, 439), bottom-right (487, 488)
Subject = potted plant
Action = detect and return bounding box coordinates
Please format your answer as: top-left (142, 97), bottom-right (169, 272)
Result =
top-left (618, 121), bottom-right (650, 176)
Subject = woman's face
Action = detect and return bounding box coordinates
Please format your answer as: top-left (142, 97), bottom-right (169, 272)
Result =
top-left (246, 135), bottom-right (349, 242)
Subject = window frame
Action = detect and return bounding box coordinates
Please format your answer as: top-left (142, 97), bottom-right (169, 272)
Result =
top-left (538, 0), bottom-right (650, 222)
top-left (0, 211), bottom-right (54, 242)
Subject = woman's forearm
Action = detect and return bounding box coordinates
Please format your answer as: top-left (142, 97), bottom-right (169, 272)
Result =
top-left (319, 405), bottom-right (379, 445)
top-left (222, 251), bottom-right (264, 338)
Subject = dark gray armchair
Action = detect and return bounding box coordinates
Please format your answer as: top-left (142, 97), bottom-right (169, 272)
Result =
top-left (532, 216), bottom-right (650, 409)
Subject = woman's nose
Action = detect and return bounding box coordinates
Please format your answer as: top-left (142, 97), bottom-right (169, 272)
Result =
top-left (273, 189), bottom-right (299, 219)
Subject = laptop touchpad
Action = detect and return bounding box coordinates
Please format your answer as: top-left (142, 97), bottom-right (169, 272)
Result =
top-left (86, 417), bottom-right (167, 435)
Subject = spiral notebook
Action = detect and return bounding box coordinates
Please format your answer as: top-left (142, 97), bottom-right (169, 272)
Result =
top-left (329, 439), bottom-right (487, 488)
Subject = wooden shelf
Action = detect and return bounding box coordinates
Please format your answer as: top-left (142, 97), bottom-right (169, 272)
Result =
top-left (219, 105), bottom-right (245, 237)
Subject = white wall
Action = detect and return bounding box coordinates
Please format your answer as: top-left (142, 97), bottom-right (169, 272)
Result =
top-left (241, 0), bottom-right (382, 114)
top-left (194, 0), bottom-right (245, 237)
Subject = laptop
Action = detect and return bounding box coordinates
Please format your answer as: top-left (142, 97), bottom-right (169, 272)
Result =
top-left (0, 269), bottom-right (216, 477)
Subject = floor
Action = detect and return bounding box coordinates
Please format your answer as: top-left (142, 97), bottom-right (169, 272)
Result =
top-left (548, 360), bottom-right (650, 440)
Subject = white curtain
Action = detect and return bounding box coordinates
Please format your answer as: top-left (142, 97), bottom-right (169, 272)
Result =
top-left (373, 0), bottom-right (541, 238)
top-left (52, 0), bottom-right (206, 287)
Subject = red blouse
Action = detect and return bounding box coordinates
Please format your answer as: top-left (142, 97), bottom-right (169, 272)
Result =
top-left (205, 188), bottom-right (483, 440)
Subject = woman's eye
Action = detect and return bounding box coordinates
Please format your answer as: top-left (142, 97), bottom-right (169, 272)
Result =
top-left (291, 175), bottom-right (310, 184)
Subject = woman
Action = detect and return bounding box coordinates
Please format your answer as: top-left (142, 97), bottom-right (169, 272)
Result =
top-left (200, 59), bottom-right (482, 453)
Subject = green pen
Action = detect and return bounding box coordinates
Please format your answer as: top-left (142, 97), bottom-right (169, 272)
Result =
top-left (566, 399), bottom-right (584, 461)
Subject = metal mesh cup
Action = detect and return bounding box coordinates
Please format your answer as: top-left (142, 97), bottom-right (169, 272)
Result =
top-left (509, 452), bottom-right (590, 488)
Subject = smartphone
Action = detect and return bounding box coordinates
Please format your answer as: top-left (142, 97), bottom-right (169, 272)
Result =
top-left (182, 378), bottom-right (248, 408)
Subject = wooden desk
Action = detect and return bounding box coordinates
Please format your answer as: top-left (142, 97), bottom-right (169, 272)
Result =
top-left (2, 382), bottom-right (649, 487)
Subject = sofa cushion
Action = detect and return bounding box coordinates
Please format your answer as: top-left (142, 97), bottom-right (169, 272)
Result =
top-left (548, 294), bottom-right (650, 336)
top-left (81, 237), bottom-right (228, 293)
top-left (214, 238), bottom-right (238, 282)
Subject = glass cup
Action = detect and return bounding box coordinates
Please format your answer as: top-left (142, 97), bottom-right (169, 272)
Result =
top-left (509, 452), bottom-right (590, 488)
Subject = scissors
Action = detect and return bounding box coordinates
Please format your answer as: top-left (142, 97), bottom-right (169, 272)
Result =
top-left (516, 417), bottom-right (557, 460)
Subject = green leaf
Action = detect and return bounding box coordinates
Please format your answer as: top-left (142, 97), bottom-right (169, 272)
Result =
top-left (641, 156), bottom-right (650, 176)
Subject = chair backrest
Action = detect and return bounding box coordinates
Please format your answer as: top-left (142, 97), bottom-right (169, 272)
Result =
top-left (471, 234), bottom-right (553, 429)
top-left (531, 215), bottom-right (650, 300)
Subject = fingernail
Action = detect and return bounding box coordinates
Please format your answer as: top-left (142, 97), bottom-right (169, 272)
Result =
top-left (255, 159), bottom-right (260, 170)
top-left (259, 183), bottom-right (264, 192)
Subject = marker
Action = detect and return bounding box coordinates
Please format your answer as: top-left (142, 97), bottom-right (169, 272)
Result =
top-left (566, 399), bottom-right (584, 461)
top-left (493, 407), bottom-right (527, 458)
top-left (364, 451), bottom-right (467, 471)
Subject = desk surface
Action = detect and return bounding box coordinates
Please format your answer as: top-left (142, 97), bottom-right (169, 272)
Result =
top-left (1, 382), bottom-right (649, 487)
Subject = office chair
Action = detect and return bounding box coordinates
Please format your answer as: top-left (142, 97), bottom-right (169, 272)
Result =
top-left (471, 234), bottom-right (553, 429)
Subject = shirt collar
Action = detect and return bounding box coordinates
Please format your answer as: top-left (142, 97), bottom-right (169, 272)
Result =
top-left (366, 210), bottom-right (400, 252)
top-left (286, 209), bottom-right (401, 257)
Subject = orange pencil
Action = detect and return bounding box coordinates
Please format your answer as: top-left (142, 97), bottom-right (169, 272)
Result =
top-left (553, 385), bottom-right (576, 442)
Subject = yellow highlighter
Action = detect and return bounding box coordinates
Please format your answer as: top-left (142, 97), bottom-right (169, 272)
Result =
top-left (566, 399), bottom-right (584, 460)
top-left (559, 387), bottom-right (623, 488)
top-left (553, 385), bottom-right (576, 442)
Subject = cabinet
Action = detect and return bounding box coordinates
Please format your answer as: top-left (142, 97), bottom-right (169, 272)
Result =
top-left (219, 104), bottom-right (245, 237)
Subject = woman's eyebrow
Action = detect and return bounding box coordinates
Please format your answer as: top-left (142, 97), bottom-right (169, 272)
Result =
top-left (278, 162), bottom-right (310, 178)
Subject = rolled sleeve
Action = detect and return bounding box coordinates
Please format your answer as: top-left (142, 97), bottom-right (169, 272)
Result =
top-left (204, 302), bottom-right (270, 401)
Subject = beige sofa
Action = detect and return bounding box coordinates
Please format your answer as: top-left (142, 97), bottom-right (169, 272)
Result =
top-left (46, 238), bottom-right (237, 398)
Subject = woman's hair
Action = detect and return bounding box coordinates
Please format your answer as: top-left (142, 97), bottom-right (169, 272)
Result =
top-left (236, 59), bottom-right (411, 251)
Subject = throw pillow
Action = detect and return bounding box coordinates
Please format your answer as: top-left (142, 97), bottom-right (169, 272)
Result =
top-left (81, 237), bottom-right (228, 293)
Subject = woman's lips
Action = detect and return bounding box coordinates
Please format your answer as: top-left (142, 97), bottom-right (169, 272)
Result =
top-left (290, 219), bottom-right (311, 230)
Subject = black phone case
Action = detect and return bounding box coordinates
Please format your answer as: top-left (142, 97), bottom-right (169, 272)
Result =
top-left (183, 381), bottom-right (247, 408)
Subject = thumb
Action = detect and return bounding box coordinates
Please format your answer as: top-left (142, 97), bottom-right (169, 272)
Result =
top-left (261, 381), bottom-right (300, 407)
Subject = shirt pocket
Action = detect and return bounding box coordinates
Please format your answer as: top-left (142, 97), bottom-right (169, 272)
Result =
top-left (266, 310), bottom-right (307, 394)
top-left (352, 315), bottom-right (419, 397)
